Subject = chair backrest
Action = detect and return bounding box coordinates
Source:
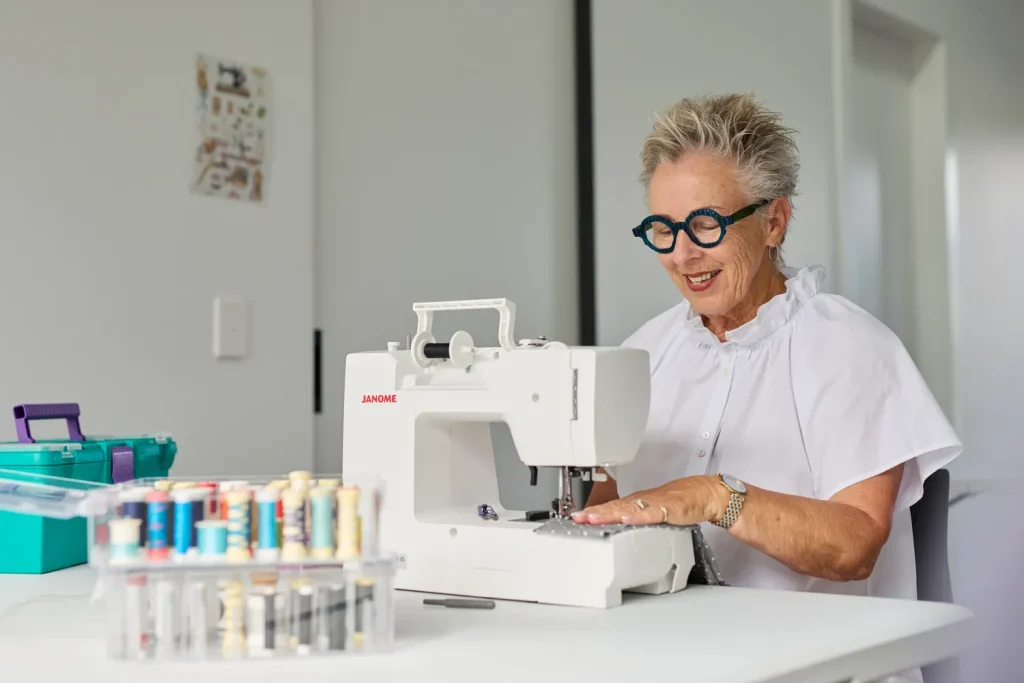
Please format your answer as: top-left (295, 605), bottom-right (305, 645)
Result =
top-left (910, 468), bottom-right (952, 603)
top-left (910, 468), bottom-right (959, 683)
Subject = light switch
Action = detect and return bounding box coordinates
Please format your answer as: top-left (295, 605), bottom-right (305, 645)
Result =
top-left (213, 297), bottom-right (248, 359)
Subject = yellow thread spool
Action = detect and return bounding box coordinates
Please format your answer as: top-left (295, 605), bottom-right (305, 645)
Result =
top-left (335, 486), bottom-right (360, 561)
top-left (225, 489), bottom-right (252, 563)
top-left (221, 581), bottom-right (245, 657)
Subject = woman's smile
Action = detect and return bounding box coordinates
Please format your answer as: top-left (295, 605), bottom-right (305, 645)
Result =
top-left (684, 269), bottom-right (721, 291)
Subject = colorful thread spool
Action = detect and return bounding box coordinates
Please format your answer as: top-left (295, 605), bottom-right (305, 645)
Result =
top-left (310, 487), bottom-right (335, 560)
top-left (335, 486), bottom-right (360, 561)
top-left (172, 489), bottom-right (197, 556)
top-left (269, 480), bottom-right (288, 547)
top-left (281, 487), bottom-right (307, 562)
top-left (197, 520), bottom-right (228, 557)
top-left (197, 482), bottom-right (218, 518)
top-left (251, 492), bottom-right (260, 549)
top-left (317, 479), bottom-right (340, 544)
top-left (289, 471), bottom-right (313, 539)
top-left (145, 489), bottom-right (170, 560)
top-left (172, 482), bottom-right (205, 543)
top-left (119, 488), bottom-right (149, 546)
top-left (152, 481), bottom-right (174, 540)
top-left (109, 517), bottom-right (142, 564)
top-left (288, 470), bottom-right (312, 488)
top-left (256, 486), bottom-right (280, 561)
top-left (225, 489), bottom-right (252, 562)
top-left (218, 481), bottom-right (248, 521)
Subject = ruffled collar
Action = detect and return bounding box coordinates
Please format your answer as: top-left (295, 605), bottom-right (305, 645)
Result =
top-left (682, 265), bottom-right (826, 347)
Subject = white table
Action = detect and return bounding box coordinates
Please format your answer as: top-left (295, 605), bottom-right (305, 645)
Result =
top-left (0, 566), bottom-right (971, 683)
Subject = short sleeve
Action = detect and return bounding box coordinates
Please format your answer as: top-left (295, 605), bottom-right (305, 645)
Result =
top-left (792, 300), bottom-right (963, 511)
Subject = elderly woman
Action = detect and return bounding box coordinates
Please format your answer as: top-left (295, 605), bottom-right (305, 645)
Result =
top-left (574, 94), bottom-right (961, 606)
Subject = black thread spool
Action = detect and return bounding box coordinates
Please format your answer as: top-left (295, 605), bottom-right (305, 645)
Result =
top-left (422, 342), bottom-right (451, 359)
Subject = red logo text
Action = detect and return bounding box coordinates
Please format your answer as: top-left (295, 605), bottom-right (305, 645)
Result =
top-left (362, 394), bottom-right (397, 404)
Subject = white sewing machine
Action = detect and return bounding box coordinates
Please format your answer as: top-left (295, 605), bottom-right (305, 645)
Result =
top-left (342, 298), bottom-right (698, 608)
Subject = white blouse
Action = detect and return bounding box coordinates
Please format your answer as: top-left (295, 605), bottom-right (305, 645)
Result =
top-left (611, 264), bottom-right (962, 608)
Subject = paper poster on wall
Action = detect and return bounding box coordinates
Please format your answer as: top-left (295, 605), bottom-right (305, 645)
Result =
top-left (190, 54), bottom-right (269, 202)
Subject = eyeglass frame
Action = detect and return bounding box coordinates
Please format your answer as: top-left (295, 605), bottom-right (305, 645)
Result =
top-left (631, 198), bottom-right (772, 253)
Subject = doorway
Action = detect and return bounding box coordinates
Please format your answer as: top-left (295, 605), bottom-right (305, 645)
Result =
top-left (835, 0), bottom-right (955, 422)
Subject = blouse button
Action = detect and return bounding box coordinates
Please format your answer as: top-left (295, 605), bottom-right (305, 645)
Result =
top-left (702, 431), bottom-right (710, 439)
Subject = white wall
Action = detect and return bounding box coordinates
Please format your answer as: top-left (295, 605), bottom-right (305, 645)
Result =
top-left (847, 21), bottom-right (916, 349)
top-left (591, 0), bottom-right (839, 346)
top-left (313, 0), bottom-right (577, 506)
top-left (857, 0), bottom-right (1024, 483)
top-left (0, 0), bottom-right (315, 476)
top-left (840, 6), bottom-right (956, 419)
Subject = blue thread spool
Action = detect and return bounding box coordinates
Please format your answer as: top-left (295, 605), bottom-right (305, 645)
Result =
top-left (172, 490), bottom-right (196, 556)
top-left (310, 487), bottom-right (335, 560)
top-left (153, 481), bottom-right (174, 543)
top-left (197, 520), bottom-right (228, 557)
top-left (317, 479), bottom-right (340, 544)
top-left (145, 490), bottom-right (170, 560)
top-left (256, 487), bottom-right (280, 561)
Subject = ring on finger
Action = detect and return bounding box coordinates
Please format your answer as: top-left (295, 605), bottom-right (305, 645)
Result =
top-left (658, 505), bottom-right (668, 524)
top-left (634, 499), bottom-right (647, 511)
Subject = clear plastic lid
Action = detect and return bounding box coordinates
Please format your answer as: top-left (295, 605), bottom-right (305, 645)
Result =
top-left (0, 468), bottom-right (111, 519)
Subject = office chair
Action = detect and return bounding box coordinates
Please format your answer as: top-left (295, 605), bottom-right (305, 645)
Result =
top-left (910, 468), bottom-right (959, 683)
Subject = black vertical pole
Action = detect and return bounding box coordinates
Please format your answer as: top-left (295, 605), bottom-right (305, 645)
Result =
top-left (574, 0), bottom-right (596, 347)
top-left (575, 0), bottom-right (597, 507)
top-left (314, 329), bottom-right (322, 414)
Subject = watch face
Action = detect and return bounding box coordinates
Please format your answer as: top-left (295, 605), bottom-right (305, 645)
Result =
top-left (722, 474), bottom-right (746, 494)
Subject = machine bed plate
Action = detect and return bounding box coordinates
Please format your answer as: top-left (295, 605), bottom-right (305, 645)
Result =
top-left (533, 518), bottom-right (727, 586)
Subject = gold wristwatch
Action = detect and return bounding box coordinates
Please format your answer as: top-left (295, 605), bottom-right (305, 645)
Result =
top-left (713, 473), bottom-right (747, 529)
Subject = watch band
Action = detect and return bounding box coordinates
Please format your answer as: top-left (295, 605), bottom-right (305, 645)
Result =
top-left (713, 474), bottom-right (746, 529)
top-left (714, 492), bottom-right (744, 529)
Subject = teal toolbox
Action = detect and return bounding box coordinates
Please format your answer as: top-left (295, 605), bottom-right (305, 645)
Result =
top-left (0, 403), bottom-right (176, 574)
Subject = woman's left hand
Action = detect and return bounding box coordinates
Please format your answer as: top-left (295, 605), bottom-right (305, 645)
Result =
top-left (571, 475), bottom-right (726, 526)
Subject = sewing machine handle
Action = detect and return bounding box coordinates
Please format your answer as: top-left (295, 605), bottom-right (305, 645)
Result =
top-left (411, 298), bottom-right (517, 352)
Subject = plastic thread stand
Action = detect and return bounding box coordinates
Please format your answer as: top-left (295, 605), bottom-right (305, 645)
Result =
top-left (90, 473), bottom-right (396, 661)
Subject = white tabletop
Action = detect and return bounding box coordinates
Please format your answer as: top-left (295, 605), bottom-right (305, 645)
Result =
top-left (0, 566), bottom-right (971, 683)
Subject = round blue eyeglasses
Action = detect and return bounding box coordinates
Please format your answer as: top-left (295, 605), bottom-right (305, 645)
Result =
top-left (632, 199), bottom-right (771, 252)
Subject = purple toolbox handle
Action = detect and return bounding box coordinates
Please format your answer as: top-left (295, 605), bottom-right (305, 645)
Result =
top-left (13, 403), bottom-right (85, 444)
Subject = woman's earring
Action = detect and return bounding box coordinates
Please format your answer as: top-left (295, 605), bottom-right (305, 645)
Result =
top-left (767, 245), bottom-right (779, 265)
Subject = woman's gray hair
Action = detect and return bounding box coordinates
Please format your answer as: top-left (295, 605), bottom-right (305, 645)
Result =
top-left (640, 93), bottom-right (800, 217)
